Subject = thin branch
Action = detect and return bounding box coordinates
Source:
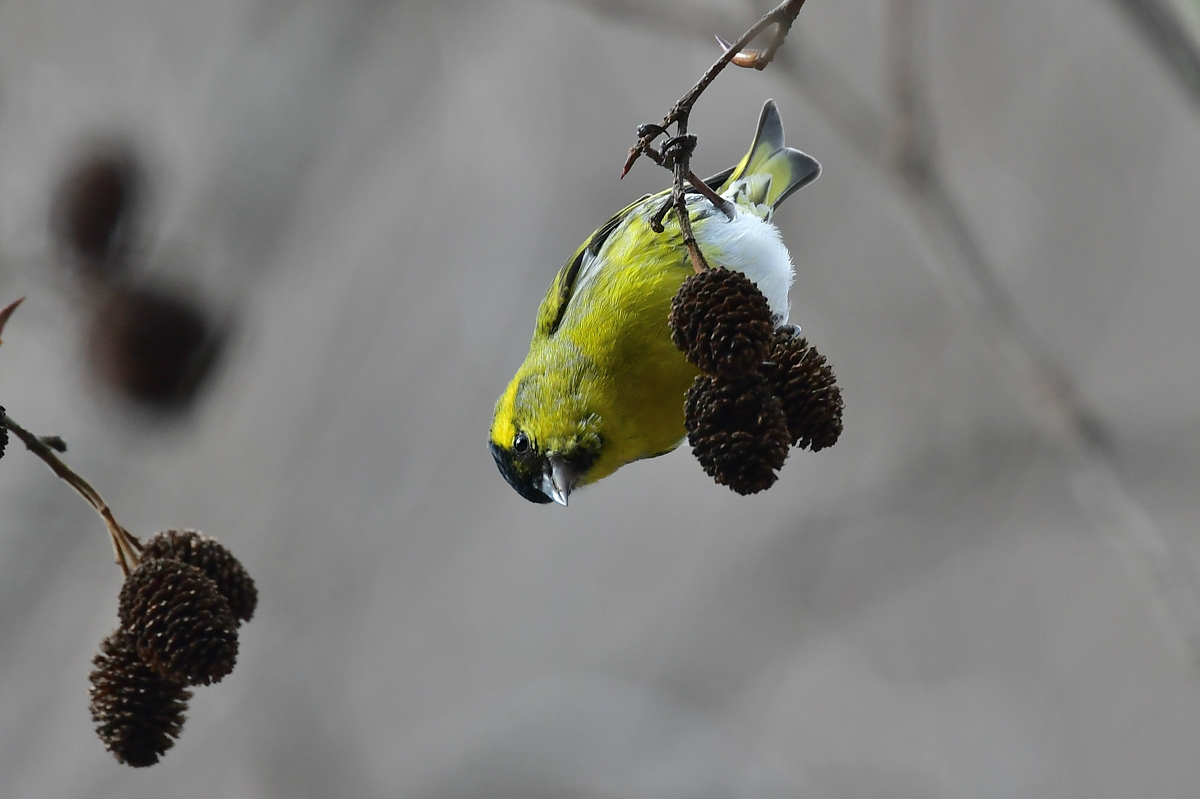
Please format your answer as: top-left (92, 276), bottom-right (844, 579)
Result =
top-left (672, 145), bottom-right (708, 273)
top-left (621, 0), bottom-right (807, 179)
top-left (618, 0), bottom-right (808, 273)
top-left (687, 169), bottom-right (736, 218)
top-left (636, 145), bottom-right (735, 221)
top-left (4, 414), bottom-right (142, 575)
top-left (0, 297), bottom-right (23, 345)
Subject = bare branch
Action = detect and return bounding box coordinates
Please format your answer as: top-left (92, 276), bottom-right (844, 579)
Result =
top-left (884, 0), bottom-right (1200, 677)
top-left (621, 0), bottom-right (808, 179)
top-left (614, 0), bottom-right (809, 275)
top-left (4, 414), bottom-right (142, 575)
top-left (0, 297), bottom-right (24, 345)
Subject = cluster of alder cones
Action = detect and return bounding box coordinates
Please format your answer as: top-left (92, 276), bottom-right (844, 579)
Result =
top-left (669, 267), bottom-right (843, 494)
top-left (53, 142), bottom-right (225, 413)
top-left (89, 530), bottom-right (257, 767)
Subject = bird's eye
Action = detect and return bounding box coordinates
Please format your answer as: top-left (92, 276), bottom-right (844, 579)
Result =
top-left (513, 431), bottom-right (530, 454)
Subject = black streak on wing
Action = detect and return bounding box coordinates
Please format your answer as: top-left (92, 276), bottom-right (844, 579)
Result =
top-left (542, 166), bottom-right (736, 338)
top-left (544, 206), bottom-right (629, 337)
top-left (701, 165), bottom-right (736, 192)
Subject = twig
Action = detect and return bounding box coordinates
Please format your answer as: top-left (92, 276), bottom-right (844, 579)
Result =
top-left (672, 137), bottom-right (708, 274)
top-left (620, 0), bottom-right (808, 273)
top-left (621, 0), bottom-right (807, 178)
top-left (686, 170), bottom-right (736, 218)
top-left (4, 414), bottom-right (142, 575)
top-left (632, 142), bottom-right (735, 222)
top-left (0, 297), bottom-right (23, 344)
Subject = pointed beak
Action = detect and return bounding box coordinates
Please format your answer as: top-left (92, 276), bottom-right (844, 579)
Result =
top-left (540, 456), bottom-right (577, 506)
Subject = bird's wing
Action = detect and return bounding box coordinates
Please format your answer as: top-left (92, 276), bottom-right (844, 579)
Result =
top-left (700, 165), bottom-right (737, 192)
top-left (535, 195), bottom-right (647, 338)
top-left (533, 168), bottom-right (739, 339)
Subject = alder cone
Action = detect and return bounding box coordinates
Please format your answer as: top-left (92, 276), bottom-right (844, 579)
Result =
top-left (685, 373), bottom-right (790, 494)
top-left (118, 558), bottom-right (238, 686)
top-left (761, 332), bottom-right (843, 451)
top-left (52, 145), bottom-right (140, 274)
top-left (669, 267), bottom-right (774, 378)
top-left (89, 628), bottom-right (191, 767)
top-left (141, 529), bottom-right (257, 623)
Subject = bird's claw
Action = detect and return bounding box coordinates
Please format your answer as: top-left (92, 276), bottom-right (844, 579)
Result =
top-left (636, 123), bottom-right (667, 140)
top-left (777, 323), bottom-right (802, 338)
top-left (661, 134), bottom-right (698, 168)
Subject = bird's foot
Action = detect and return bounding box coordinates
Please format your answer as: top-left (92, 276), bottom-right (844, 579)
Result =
top-left (661, 134), bottom-right (698, 168)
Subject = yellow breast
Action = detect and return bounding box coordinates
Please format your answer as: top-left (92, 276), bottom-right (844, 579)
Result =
top-left (542, 214), bottom-right (700, 483)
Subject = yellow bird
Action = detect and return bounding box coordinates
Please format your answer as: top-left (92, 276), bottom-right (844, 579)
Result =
top-left (490, 100), bottom-right (820, 504)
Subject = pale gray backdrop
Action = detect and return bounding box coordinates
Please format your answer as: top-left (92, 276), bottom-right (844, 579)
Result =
top-left (1, 0), bottom-right (1199, 796)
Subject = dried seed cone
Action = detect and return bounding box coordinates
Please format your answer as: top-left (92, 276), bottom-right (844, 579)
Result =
top-left (0, 406), bottom-right (7, 460)
top-left (88, 285), bottom-right (225, 413)
top-left (669, 268), bottom-right (774, 378)
top-left (52, 146), bottom-right (140, 270)
top-left (89, 628), bottom-right (191, 768)
top-left (119, 558), bottom-right (238, 685)
top-left (685, 373), bottom-right (790, 495)
top-left (141, 530), bottom-right (257, 623)
top-left (761, 333), bottom-right (844, 451)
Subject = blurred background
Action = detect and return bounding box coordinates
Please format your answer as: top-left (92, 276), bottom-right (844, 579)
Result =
top-left (1, 0), bottom-right (1200, 795)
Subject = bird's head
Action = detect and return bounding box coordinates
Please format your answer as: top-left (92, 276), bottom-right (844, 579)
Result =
top-left (489, 366), bottom-right (602, 506)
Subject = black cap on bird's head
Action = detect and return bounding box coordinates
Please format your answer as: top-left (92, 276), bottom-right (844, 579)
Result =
top-left (490, 366), bottom-right (604, 506)
top-left (489, 430), bottom-right (598, 506)
top-left (490, 434), bottom-right (552, 504)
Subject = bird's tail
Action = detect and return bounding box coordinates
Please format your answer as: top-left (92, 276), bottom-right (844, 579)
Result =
top-left (718, 100), bottom-right (820, 216)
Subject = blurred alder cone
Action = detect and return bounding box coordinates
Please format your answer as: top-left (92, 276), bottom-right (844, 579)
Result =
top-left (88, 285), bottom-right (226, 413)
top-left (51, 143), bottom-right (141, 279)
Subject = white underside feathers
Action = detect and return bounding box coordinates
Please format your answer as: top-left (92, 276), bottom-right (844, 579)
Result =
top-left (568, 189), bottom-right (799, 329)
top-left (694, 204), bottom-right (795, 326)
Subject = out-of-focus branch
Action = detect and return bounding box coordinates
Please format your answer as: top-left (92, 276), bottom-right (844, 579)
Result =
top-left (571, 0), bottom-right (1200, 672)
top-left (1108, 0), bottom-right (1200, 111)
top-left (881, 0), bottom-right (1088, 441)
top-left (882, 2), bottom-right (1200, 675)
top-left (4, 414), bottom-right (143, 575)
top-left (571, 0), bottom-right (742, 34)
